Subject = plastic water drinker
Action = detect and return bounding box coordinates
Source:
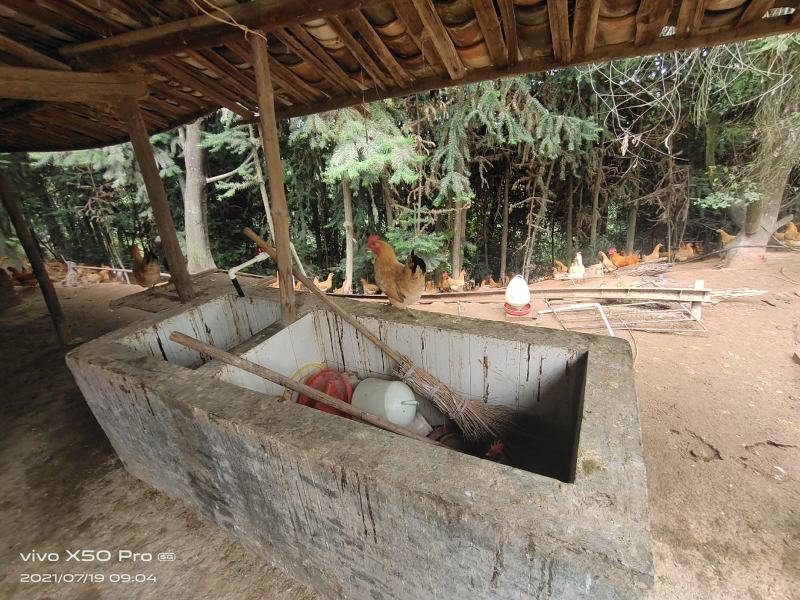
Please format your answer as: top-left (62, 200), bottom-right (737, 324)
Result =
top-left (352, 378), bottom-right (418, 427)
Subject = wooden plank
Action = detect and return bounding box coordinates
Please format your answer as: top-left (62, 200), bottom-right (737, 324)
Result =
top-left (188, 49), bottom-right (259, 105)
top-left (497, 0), bottom-right (519, 66)
top-left (225, 39), bottom-right (314, 105)
top-left (346, 9), bottom-right (413, 86)
top-left (0, 167), bottom-right (71, 345)
top-left (737, 0), bottom-right (776, 26)
top-left (547, 0), bottom-right (572, 62)
top-left (119, 97), bottom-right (194, 303)
top-left (635, 0), bottom-right (674, 46)
top-left (410, 0), bottom-right (467, 79)
top-left (472, 0), bottom-right (508, 66)
top-left (327, 16), bottom-right (391, 89)
top-left (60, 0), bottom-right (388, 71)
top-left (0, 33), bottom-right (70, 70)
top-left (284, 25), bottom-right (364, 93)
top-left (572, 0), bottom-right (602, 58)
top-left (250, 34), bottom-right (296, 323)
top-left (0, 66), bottom-right (147, 101)
top-left (155, 59), bottom-right (254, 119)
top-left (793, 6), bottom-right (800, 26)
top-left (391, 0), bottom-right (447, 75)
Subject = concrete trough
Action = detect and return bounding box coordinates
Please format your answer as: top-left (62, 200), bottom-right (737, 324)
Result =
top-left (67, 287), bottom-right (653, 598)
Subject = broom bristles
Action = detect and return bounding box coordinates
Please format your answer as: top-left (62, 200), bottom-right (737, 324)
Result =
top-left (394, 356), bottom-right (516, 442)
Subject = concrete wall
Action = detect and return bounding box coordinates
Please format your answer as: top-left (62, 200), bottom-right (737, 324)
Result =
top-left (67, 288), bottom-right (653, 599)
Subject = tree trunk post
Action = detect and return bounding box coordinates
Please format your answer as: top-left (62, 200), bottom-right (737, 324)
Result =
top-left (0, 168), bottom-right (71, 345)
top-left (119, 97), bottom-right (194, 302)
top-left (565, 172), bottom-right (574, 261)
top-left (625, 199), bottom-right (638, 255)
top-left (251, 33), bottom-right (295, 322)
top-left (500, 159), bottom-right (509, 279)
top-left (341, 175), bottom-right (354, 294)
top-left (590, 153), bottom-right (602, 256)
top-left (380, 175), bottom-right (395, 229)
top-left (183, 118), bottom-right (217, 273)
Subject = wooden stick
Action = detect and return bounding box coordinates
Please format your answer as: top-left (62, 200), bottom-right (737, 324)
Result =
top-left (169, 332), bottom-right (435, 445)
top-left (0, 168), bottom-right (71, 345)
top-left (250, 35), bottom-right (296, 323)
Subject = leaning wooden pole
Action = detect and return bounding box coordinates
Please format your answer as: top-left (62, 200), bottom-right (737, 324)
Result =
top-left (250, 32), bottom-right (296, 322)
top-left (119, 97), bottom-right (194, 302)
top-left (0, 168), bottom-right (71, 345)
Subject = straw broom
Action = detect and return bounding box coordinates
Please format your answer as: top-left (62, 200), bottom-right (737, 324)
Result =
top-left (243, 228), bottom-right (514, 442)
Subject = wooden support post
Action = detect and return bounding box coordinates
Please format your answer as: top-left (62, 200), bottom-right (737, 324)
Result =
top-left (118, 97), bottom-right (194, 302)
top-left (0, 167), bottom-right (71, 345)
top-left (689, 279), bottom-right (704, 321)
top-left (250, 33), bottom-right (296, 323)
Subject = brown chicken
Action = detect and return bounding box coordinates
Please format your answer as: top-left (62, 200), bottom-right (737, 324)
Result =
top-left (366, 235), bottom-right (426, 309)
top-left (439, 271), bottom-right (451, 293)
top-left (643, 243), bottom-right (663, 263)
top-left (553, 259), bottom-right (569, 274)
top-left (676, 242), bottom-right (695, 261)
top-left (131, 244), bottom-right (160, 290)
top-left (314, 272), bottom-right (333, 293)
top-left (425, 280), bottom-right (437, 293)
top-left (716, 229), bottom-right (736, 246)
top-left (488, 274), bottom-right (504, 288)
top-left (360, 277), bottom-right (379, 295)
top-left (7, 266), bottom-right (39, 288)
top-left (448, 269), bottom-right (466, 292)
top-left (607, 247), bottom-right (639, 268)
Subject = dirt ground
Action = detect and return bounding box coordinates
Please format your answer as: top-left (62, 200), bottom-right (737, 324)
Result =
top-left (1, 254), bottom-right (798, 600)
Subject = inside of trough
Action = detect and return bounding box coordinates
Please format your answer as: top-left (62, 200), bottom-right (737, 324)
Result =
top-left (118, 295), bottom-right (588, 483)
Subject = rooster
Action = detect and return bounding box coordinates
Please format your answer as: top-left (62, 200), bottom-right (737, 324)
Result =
top-left (360, 277), bottom-right (379, 295)
top-left (608, 247), bottom-right (639, 268)
top-left (568, 252), bottom-right (585, 279)
top-left (131, 244), bottom-right (161, 290)
top-left (485, 440), bottom-right (510, 465)
top-left (366, 235), bottom-right (426, 309)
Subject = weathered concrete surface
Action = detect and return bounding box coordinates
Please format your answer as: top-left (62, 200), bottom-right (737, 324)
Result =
top-left (66, 286), bottom-right (653, 599)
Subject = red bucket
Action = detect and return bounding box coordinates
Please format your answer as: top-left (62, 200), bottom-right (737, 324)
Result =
top-left (297, 369), bottom-right (353, 419)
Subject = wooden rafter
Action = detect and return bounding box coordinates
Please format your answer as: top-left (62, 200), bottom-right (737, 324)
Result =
top-left (410, 0), bottom-right (467, 80)
top-left (547, 0), bottom-right (572, 63)
top-left (346, 10), bottom-right (413, 87)
top-left (472, 0), bottom-right (508, 66)
top-left (572, 0), bottom-right (602, 58)
top-left (635, 0), bottom-right (674, 46)
top-left (737, 0), bottom-right (777, 26)
top-left (155, 58), bottom-right (254, 120)
top-left (185, 50), bottom-right (259, 106)
top-left (793, 6), bottom-right (800, 26)
top-left (0, 66), bottom-right (147, 101)
top-left (676, 0), bottom-right (708, 38)
top-left (272, 29), bottom-right (351, 95)
top-left (60, 0), bottom-right (388, 70)
top-left (285, 25), bottom-right (365, 93)
top-left (390, 0), bottom-right (447, 76)
top-left (496, 0), bottom-right (519, 66)
top-left (0, 33), bottom-right (70, 71)
top-left (327, 16), bottom-right (391, 89)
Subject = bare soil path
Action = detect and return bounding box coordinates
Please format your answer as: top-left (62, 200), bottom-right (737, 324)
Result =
top-left (1, 254), bottom-right (798, 599)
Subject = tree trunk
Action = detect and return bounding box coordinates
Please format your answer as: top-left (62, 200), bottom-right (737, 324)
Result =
top-left (565, 172), bottom-right (574, 261)
top-left (381, 175), bottom-right (395, 229)
top-left (341, 175), bottom-right (354, 294)
top-left (451, 198), bottom-right (465, 276)
top-left (625, 199), bottom-right (638, 255)
top-left (500, 159), bottom-right (510, 279)
top-left (589, 152), bottom-right (602, 256)
top-left (182, 118), bottom-right (217, 273)
top-left (250, 125), bottom-right (276, 242)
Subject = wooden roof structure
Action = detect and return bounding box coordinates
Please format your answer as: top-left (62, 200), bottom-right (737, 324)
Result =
top-left (1, 0), bottom-right (799, 153)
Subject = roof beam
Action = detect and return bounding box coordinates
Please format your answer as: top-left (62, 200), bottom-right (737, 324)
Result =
top-left (0, 33), bottom-right (70, 71)
top-left (391, 1), bottom-right (447, 76)
top-left (410, 0), bottom-right (467, 80)
top-left (676, 0), bottom-right (708, 38)
top-left (635, 0), bottom-right (674, 46)
top-left (60, 0), bottom-right (388, 71)
top-left (547, 0), bottom-right (572, 63)
top-left (472, 0), bottom-right (508, 66)
top-left (272, 29), bottom-right (352, 95)
top-left (327, 16), bottom-right (391, 89)
top-left (496, 0), bottom-right (519, 66)
top-left (0, 66), bottom-right (147, 101)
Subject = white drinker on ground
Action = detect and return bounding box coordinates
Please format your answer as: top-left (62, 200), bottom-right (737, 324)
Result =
top-left (352, 378), bottom-right (419, 427)
top-left (505, 274), bottom-right (531, 308)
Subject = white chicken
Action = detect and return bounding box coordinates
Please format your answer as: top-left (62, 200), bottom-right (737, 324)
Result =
top-left (568, 251), bottom-right (585, 280)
